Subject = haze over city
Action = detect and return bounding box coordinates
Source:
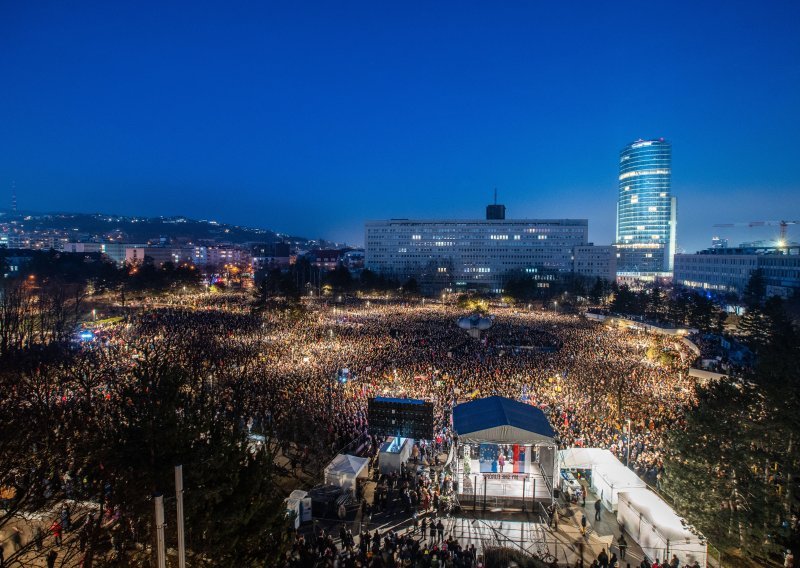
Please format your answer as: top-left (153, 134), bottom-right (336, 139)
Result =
top-left (2, 1), bottom-right (799, 251)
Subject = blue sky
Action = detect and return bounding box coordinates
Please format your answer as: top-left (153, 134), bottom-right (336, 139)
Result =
top-left (1, 1), bottom-right (799, 251)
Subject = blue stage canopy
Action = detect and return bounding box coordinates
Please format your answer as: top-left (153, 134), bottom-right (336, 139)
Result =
top-left (453, 396), bottom-right (556, 445)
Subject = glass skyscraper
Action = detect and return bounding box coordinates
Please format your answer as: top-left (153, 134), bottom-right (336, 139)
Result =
top-left (615, 138), bottom-right (677, 277)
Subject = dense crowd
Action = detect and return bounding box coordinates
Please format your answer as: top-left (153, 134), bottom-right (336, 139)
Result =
top-left (2, 294), bottom-right (704, 565)
top-left (284, 524), bottom-right (482, 567)
top-left (113, 297), bottom-right (697, 486)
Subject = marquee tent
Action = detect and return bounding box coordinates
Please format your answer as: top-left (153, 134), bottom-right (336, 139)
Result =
top-left (617, 488), bottom-right (706, 567)
top-left (590, 456), bottom-right (646, 511)
top-left (323, 454), bottom-right (369, 496)
top-left (453, 396), bottom-right (555, 445)
top-left (557, 448), bottom-right (618, 470)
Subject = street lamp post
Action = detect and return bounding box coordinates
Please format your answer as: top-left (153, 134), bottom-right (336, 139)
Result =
top-left (154, 495), bottom-right (166, 568)
top-left (626, 418), bottom-right (632, 468)
top-left (175, 465), bottom-right (186, 568)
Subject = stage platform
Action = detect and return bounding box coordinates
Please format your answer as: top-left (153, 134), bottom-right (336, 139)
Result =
top-left (457, 459), bottom-right (553, 510)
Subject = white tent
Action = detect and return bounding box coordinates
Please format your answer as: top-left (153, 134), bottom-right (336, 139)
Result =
top-left (324, 454), bottom-right (369, 495)
top-left (558, 448), bottom-right (618, 470)
top-left (617, 489), bottom-right (707, 567)
top-left (590, 457), bottom-right (646, 511)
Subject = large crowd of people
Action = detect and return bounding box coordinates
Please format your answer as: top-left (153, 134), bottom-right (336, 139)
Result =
top-left (3, 293), bottom-right (706, 566)
top-left (110, 296), bottom-right (698, 488)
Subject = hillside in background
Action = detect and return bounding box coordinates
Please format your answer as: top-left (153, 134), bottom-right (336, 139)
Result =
top-left (0, 210), bottom-right (317, 245)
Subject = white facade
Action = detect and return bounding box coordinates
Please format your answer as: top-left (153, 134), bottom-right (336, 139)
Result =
top-left (206, 246), bottom-right (251, 268)
top-left (572, 245), bottom-right (617, 282)
top-left (674, 246), bottom-right (800, 299)
top-left (63, 242), bottom-right (104, 254)
top-left (365, 218), bottom-right (588, 291)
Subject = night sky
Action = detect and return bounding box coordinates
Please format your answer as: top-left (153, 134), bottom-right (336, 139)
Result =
top-left (1, 2), bottom-right (799, 252)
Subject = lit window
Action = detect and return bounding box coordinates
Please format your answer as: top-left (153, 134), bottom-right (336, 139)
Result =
top-left (619, 168), bottom-right (670, 181)
top-left (631, 195), bottom-right (638, 204)
top-left (648, 206), bottom-right (657, 212)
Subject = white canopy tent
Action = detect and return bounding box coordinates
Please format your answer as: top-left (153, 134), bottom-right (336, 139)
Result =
top-left (590, 456), bottom-right (646, 511)
top-left (558, 448), bottom-right (618, 470)
top-left (617, 489), bottom-right (706, 567)
top-left (324, 454), bottom-right (369, 496)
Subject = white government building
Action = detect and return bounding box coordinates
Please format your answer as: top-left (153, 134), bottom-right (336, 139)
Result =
top-left (365, 206), bottom-right (615, 292)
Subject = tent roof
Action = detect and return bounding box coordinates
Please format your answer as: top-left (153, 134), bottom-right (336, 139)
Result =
top-left (619, 488), bottom-right (705, 543)
top-left (286, 489), bottom-right (308, 507)
top-left (325, 454), bottom-right (369, 477)
top-left (558, 448), bottom-right (618, 470)
top-left (453, 396), bottom-right (555, 444)
top-left (593, 459), bottom-right (647, 489)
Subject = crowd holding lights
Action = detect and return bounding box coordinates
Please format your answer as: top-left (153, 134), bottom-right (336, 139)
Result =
top-left (106, 293), bottom-right (696, 486)
top-left (26, 291), bottom-right (700, 566)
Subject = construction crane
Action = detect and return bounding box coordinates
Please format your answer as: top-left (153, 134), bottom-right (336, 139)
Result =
top-left (713, 220), bottom-right (799, 244)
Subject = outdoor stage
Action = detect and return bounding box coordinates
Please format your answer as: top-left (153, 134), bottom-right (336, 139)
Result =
top-left (452, 397), bottom-right (558, 512)
top-left (457, 457), bottom-right (552, 509)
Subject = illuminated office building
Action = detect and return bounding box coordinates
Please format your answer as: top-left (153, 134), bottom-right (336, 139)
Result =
top-left (615, 139), bottom-right (677, 279)
top-left (365, 215), bottom-right (592, 293)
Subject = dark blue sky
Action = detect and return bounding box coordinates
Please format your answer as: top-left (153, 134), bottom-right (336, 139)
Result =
top-left (1, 2), bottom-right (799, 251)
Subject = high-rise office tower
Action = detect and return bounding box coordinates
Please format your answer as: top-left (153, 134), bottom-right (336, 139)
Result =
top-left (615, 138), bottom-right (677, 278)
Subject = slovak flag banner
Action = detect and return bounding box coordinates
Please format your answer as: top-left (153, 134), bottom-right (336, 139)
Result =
top-left (513, 445), bottom-right (526, 473)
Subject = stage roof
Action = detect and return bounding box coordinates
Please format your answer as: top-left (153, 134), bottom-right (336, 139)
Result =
top-left (453, 396), bottom-right (556, 445)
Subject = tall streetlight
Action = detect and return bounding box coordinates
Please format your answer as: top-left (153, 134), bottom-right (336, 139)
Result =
top-left (154, 494), bottom-right (166, 568)
top-left (626, 418), bottom-right (632, 468)
top-left (175, 466), bottom-right (186, 568)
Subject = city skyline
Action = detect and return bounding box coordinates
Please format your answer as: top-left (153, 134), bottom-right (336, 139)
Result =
top-left (1, 2), bottom-right (799, 252)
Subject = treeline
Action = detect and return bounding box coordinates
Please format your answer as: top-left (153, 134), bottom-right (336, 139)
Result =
top-left (0, 314), bottom-right (285, 567)
top-left (663, 282), bottom-right (800, 563)
top-left (607, 284), bottom-right (729, 332)
top-left (1, 249), bottom-right (202, 295)
top-left (0, 277), bottom-right (86, 358)
top-left (0, 250), bottom-right (203, 358)
top-left (255, 260), bottom-right (409, 304)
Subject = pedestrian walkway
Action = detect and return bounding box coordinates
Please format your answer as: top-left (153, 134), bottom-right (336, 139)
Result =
top-left (0, 500), bottom-right (98, 567)
top-left (557, 480), bottom-right (646, 566)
